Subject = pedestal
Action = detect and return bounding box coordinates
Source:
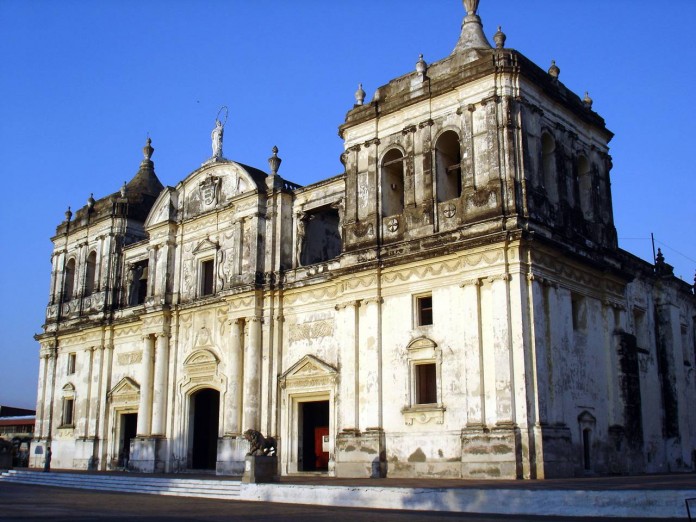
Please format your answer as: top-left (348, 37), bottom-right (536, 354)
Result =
top-left (460, 424), bottom-right (522, 479)
top-left (242, 455), bottom-right (278, 483)
top-left (216, 436), bottom-right (248, 476)
top-left (334, 428), bottom-right (386, 478)
top-left (129, 436), bottom-right (167, 473)
top-left (72, 437), bottom-right (99, 470)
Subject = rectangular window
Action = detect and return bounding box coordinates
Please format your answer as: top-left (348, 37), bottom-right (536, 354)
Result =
top-left (62, 398), bottom-right (74, 426)
top-left (571, 293), bottom-right (586, 331)
top-left (67, 353), bottom-right (76, 375)
top-left (416, 295), bottom-right (433, 326)
top-left (415, 363), bottom-right (437, 404)
top-left (201, 259), bottom-right (214, 296)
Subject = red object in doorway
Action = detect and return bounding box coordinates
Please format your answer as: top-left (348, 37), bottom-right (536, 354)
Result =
top-left (314, 427), bottom-right (329, 470)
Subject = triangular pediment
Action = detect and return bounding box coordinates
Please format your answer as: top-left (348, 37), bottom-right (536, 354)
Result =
top-left (280, 354), bottom-right (338, 389)
top-left (193, 238), bottom-right (218, 254)
top-left (108, 377), bottom-right (140, 398)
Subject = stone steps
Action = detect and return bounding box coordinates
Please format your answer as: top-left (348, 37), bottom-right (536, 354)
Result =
top-left (0, 470), bottom-right (241, 500)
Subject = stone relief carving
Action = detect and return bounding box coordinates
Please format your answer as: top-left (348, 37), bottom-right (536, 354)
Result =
top-left (117, 351), bottom-right (143, 366)
top-left (288, 319), bottom-right (335, 343)
top-left (199, 175), bottom-right (221, 207)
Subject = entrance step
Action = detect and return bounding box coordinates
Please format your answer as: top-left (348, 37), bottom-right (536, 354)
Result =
top-left (0, 469), bottom-right (241, 500)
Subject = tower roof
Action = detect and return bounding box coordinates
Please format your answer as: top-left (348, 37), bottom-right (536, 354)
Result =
top-left (452, 0), bottom-right (492, 55)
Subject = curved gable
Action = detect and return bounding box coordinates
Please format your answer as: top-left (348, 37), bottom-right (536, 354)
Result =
top-left (179, 161), bottom-right (267, 220)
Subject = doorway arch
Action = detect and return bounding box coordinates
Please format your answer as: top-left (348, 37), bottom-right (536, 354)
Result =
top-left (189, 388), bottom-right (220, 470)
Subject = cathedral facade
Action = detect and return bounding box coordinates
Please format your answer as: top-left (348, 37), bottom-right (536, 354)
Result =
top-left (32, 2), bottom-right (696, 479)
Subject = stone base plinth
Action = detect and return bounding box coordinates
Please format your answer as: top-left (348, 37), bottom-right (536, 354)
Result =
top-left (242, 455), bottom-right (278, 483)
top-left (129, 436), bottom-right (167, 473)
top-left (216, 436), bottom-right (249, 476)
top-left (72, 437), bottom-right (99, 470)
top-left (460, 424), bottom-right (521, 479)
top-left (334, 428), bottom-right (386, 478)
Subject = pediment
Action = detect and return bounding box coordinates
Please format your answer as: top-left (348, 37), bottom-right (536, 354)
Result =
top-left (193, 238), bottom-right (218, 254)
top-left (62, 383), bottom-right (75, 393)
top-left (108, 377), bottom-right (140, 398)
top-left (179, 162), bottom-right (265, 220)
top-left (145, 187), bottom-right (177, 228)
top-left (184, 349), bottom-right (219, 367)
top-left (406, 336), bottom-right (439, 360)
top-left (280, 354), bottom-right (338, 389)
top-left (183, 349), bottom-right (219, 377)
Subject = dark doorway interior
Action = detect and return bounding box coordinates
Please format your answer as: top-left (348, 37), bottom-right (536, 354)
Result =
top-left (191, 388), bottom-right (220, 470)
top-left (119, 413), bottom-right (137, 467)
top-left (299, 400), bottom-right (329, 472)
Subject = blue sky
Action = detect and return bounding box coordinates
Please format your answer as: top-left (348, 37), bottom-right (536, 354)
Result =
top-left (1, 1), bottom-right (694, 410)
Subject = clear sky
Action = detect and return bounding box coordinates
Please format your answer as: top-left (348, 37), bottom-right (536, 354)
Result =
top-left (1, 1), bottom-right (694, 410)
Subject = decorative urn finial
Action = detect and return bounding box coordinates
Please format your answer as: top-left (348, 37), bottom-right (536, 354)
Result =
top-left (87, 193), bottom-right (95, 210)
top-left (463, 0), bottom-right (480, 15)
top-left (416, 54), bottom-right (427, 78)
top-left (65, 206), bottom-right (72, 222)
top-left (355, 83), bottom-right (366, 106)
top-left (143, 137), bottom-right (154, 162)
top-left (268, 145), bottom-right (282, 175)
top-left (548, 60), bottom-right (560, 80)
top-left (583, 91), bottom-right (593, 109)
top-left (120, 182), bottom-right (127, 198)
top-left (493, 26), bottom-right (506, 49)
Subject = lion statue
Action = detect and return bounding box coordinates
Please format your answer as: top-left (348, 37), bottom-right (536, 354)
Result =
top-left (243, 429), bottom-right (277, 457)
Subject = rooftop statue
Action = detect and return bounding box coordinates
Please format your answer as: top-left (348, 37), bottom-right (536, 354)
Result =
top-left (211, 106), bottom-right (228, 159)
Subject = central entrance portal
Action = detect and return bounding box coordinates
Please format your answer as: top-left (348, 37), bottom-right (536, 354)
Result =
top-left (299, 400), bottom-right (329, 471)
top-left (190, 388), bottom-right (220, 470)
top-left (118, 413), bottom-right (137, 468)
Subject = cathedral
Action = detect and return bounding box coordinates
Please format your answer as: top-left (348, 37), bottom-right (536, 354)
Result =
top-left (32, 1), bottom-right (696, 479)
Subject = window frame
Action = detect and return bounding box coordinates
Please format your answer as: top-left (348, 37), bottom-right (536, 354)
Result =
top-left (199, 257), bottom-right (215, 297)
top-left (414, 293), bottom-right (433, 327)
top-left (67, 353), bottom-right (76, 375)
top-left (401, 337), bottom-right (445, 425)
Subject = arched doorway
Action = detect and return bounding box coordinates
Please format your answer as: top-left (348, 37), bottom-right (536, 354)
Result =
top-left (190, 388), bottom-right (220, 470)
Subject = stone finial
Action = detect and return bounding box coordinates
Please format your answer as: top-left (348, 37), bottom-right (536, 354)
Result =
top-left (453, 0), bottom-right (491, 53)
top-left (493, 26), bottom-right (506, 49)
top-left (65, 206), bottom-right (72, 222)
top-left (693, 271), bottom-right (696, 295)
top-left (548, 60), bottom-right (560, 80)
top-left (416, 54), bottom-right (427, 78)
top-left (268, 145), bottom-right (282, 175)
top-left (656, 248), bottom-right (665, 266)
top-left (654, 248), bottom-right (673, 276)
top-left (583, 91), bottom-right (593, 109)
top-left (120, 182), bottom-right (127, 198)
top-left (87, 193), bottom-right (95, 210)
top-left (143, 137), bottom-right (154, 161)
top-left (355, 83), bottom-right (366, 106)
top-left (463, 0), bottom-right (480, 15)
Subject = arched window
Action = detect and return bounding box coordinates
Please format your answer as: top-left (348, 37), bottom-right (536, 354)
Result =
top-left (63, 258), bottom-right (76, 301)
top-left (541, 132), bottom-right (558, 203)
top-left (381, 149), bottom-right (405, 217)
top-left (435, 131), bottom-right (462, 202)
top-left (577, 156), bottom-right (593, 220)
top-left (84, 251), bottom-right (97, 297)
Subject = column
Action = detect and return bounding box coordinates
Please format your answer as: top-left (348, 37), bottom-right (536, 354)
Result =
top-left (44, 350), bottom-right (57, 438)
top-left (98, 343), bottom-right (114, 468)
top-left (359, 297), bottom-right (381, 429)
top-left (87, 345), bottom-right (103, 438)
top-left (35, 353), bottom-right (47, 438)
top-left (243, 316), bottom-right (262, 431)
top-left (136, 335), bottom-right (155, 436)
top-left (224, 319), bottom-right (243, 434)
top-left (151, 333), bottom-right (170, 436)
top-left (82, 347), bottom-right (95, 438)
top-left (336, 301), bottom-right (359, 430)
top-left (461, 279), bottom-right (484, 426)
